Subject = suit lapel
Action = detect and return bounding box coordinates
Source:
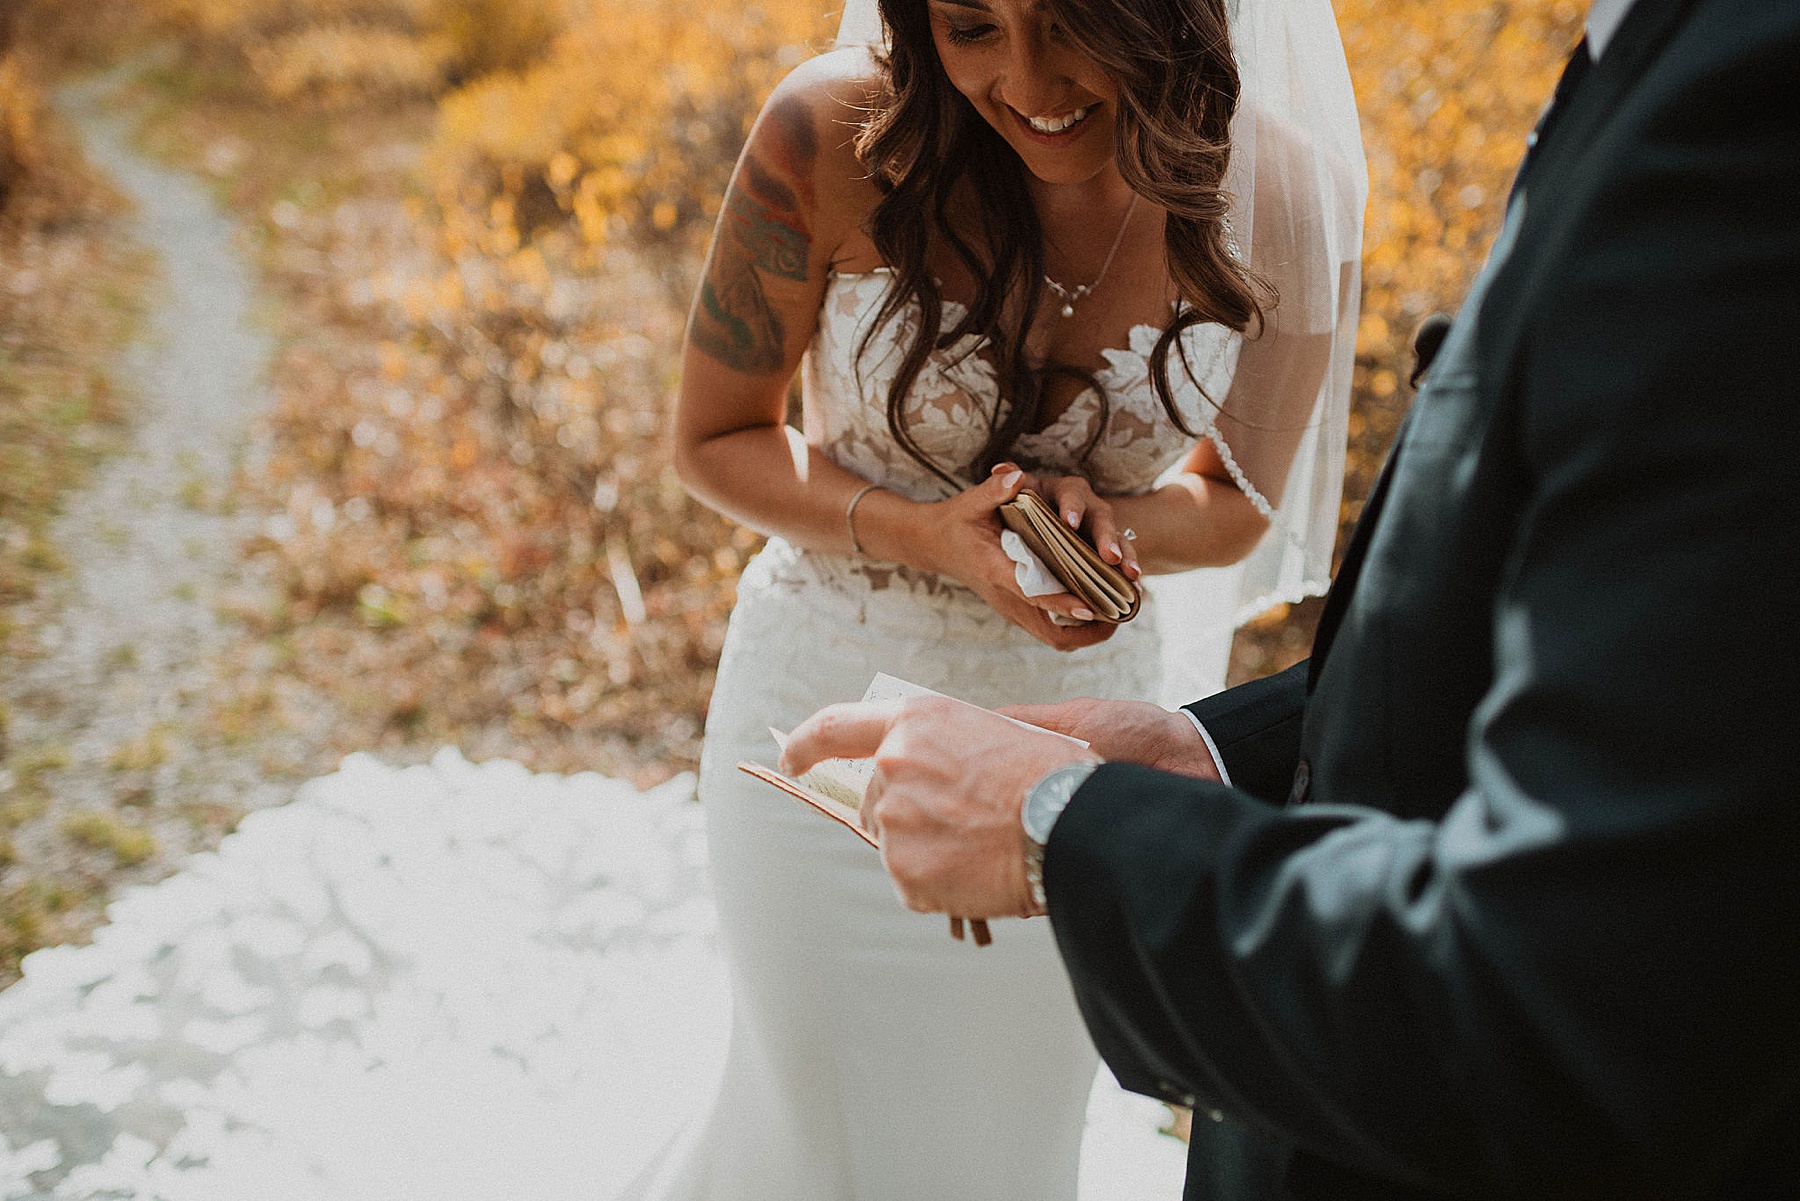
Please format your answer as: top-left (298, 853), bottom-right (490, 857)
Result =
top-left (1308, 0), bottom-right (1703, 687)
top-left (1507, 36), bottom-right (1590, 206)
top-left (1513, 0), bottom-right (1700, 197)
top-left (1309, 412), bottom-right (1408, 689)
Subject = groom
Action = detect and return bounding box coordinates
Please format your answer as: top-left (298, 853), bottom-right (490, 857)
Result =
top-left (781, 0), bottom-right (1800, 1196)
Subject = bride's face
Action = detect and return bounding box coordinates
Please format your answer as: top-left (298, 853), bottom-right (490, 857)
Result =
top-left (925, 0), bottom-right (1121, 187)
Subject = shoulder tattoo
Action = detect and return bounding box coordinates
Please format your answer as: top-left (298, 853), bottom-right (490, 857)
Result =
top-left (689, 97), bottom-right (820, 375)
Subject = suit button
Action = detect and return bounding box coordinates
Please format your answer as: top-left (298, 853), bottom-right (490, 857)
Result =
top-left (1287, 757), bottom-right (1311, 806)
top-left (1208, 1108), bottom-right (1225, 1123)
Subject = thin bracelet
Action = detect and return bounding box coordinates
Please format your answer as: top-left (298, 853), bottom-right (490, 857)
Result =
top-left (845, 483), bottom-right (882, 556)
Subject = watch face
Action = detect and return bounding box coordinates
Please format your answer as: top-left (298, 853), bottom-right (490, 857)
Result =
top-left (1023, 789), bottom-right (1058, 845)
top-left (1024, 764), bottom-right (1093, 844)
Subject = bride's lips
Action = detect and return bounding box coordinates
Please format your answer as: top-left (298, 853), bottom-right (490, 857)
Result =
top-left (1010, 103), bottom-right (1100, 145)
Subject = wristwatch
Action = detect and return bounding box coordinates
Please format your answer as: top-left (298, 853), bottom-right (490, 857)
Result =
top-left (1021, 762), bottom-right (1100, 915)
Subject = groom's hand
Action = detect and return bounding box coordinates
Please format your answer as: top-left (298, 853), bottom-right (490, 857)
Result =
top-left (998, 698), bottom-right (1224, 782)
top-left (782, 697), bottom-right (1099, 919)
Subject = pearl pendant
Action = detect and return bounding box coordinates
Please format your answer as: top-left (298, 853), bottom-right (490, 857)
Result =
top-left (1060, 303), bottom-right (1075, 318)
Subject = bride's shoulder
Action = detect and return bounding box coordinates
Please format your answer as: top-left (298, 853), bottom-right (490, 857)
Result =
top-left (746, 49), bottom-right (883, 225)
top-left (771, 45), bottom-right (885, 121)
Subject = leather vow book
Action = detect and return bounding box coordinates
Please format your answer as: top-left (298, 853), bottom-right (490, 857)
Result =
top-left (999, 489), bottom-right (1141, 623)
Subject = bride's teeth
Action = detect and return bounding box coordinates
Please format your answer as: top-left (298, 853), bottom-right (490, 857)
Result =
top-left (1026, 106), bottom-right (1091, 134)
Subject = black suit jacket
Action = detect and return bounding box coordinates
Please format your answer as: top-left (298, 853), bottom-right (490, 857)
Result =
top-left (1044, 2), bottom-right (1800, 1196)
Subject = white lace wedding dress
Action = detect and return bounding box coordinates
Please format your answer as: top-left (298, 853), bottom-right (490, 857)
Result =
top-left (628, 271), bottom-right (1241, 1200)
top-left (0, 272), bottom-right (1232, 1200)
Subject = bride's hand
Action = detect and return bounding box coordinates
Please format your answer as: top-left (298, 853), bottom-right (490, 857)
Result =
top-left (1014, 471), bottom-right (1142, 582)
top-left (913, 466), bottom-right (1116, 653)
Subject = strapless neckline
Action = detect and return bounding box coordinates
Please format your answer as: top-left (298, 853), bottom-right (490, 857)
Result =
top-left (802, 269), bottom-right (1242, 505)
top-left (825, 266), bottom-right (1173, 373)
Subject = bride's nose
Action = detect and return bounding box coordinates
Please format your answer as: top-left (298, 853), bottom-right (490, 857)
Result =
top-left (996, 32), bottom-right (1076, 118)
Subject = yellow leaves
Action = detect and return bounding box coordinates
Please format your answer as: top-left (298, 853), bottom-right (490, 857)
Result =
top-left (593, 133), bottom-right (647, 165)
top-left (246, 26), bottom-right (455, 103)
top-left (546, 151), bottom-right (580, 190)
top-left (378, 340), bottom-right (408, 381)
top-left (1356, 314), bottom-right (1391, 357)
top-left (506, 245), bottom-right (552, 291)
top-left (572, 172), bottom-right (610, 246)
top-left (422, 0), bottom-right (833, 250)
top-left (1327, 0), bottom-right (1584, 543)
top-left (487, 195), bottom-right (520, 254)
top-left (423, 0), bottom-right (570, 80)
top-left (149, 0), bottom-right (830, 253)
top-left (435, 66), bottom-right (576, 168)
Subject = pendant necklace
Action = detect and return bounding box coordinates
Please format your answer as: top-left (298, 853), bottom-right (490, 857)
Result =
top-left (1044, 193), bottom-right (1140, 319)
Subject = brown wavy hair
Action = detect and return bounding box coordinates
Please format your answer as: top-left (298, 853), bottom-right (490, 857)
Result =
top-left (854, 0), bottom-right (1262, 488)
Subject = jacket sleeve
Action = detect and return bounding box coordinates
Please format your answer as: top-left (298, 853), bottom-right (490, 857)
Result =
top-left (1182, 658), bottom-right (1308, 807)
top-left (1044, 7), bottom-right (1800, 1195)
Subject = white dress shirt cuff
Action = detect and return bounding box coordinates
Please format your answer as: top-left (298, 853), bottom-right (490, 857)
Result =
top-left (1178, 708), bottom-right (1233, 789)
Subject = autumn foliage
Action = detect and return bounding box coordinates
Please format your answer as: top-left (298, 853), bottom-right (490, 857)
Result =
top-left (120, 0), bottom-right (1582, 774)
top-left (0, 25), bottom-right (42, 214)
top-left (1337, 0), bottom-right (1583, 523)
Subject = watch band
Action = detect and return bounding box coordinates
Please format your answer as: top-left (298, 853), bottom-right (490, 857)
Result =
top-left (1024, 840), bottom-right (1050, 917)
top-left (1021, 761), bottom-right (1099, 914)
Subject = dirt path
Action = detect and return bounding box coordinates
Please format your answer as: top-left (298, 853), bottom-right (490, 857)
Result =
top-left (1, 63), bottom-right (302, 960)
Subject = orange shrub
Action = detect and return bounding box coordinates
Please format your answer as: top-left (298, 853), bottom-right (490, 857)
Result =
top-left (147, 0), bottom-right (580, 104)
top-left (1337, 0), bottom-right (1585, 524)
top-left (428, 0), bottom-right (832, 255)
top-left (0, 51), bottom-right (42, 211)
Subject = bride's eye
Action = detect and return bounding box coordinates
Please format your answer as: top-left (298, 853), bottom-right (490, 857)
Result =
top-left (944, 22), bottom-right (997, 45)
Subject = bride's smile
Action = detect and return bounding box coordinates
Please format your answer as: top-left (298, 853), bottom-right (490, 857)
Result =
top-left (1017, 103), bottom-right (1099, 139)
top-left (928, 0), bottom-right (1120, 185)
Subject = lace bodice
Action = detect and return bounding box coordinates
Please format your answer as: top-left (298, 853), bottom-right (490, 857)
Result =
top-left (802, 271), bottom-right (1243, 503)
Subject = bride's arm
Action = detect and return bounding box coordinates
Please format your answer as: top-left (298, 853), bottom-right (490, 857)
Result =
top-left (1029, 324), bottom-right (1330, 578)
top-left (1113, 326), bottom-right (1332, 575)
top-left (675, 55), bottom-right (1112, 649)
top-left (673, 55), bottom-right (876, 550)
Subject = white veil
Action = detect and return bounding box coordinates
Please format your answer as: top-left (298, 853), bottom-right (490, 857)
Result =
top-left (836, 0), bottom-right (1366, 704)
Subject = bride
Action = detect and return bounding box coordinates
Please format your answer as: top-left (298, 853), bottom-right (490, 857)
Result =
top-left (648, 0), bottom-right (1363, 1196)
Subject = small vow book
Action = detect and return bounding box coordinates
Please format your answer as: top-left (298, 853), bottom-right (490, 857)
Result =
top-left (737, 673), bottom-right (1088, 948)
top-left (998, 489), bottom-right (1140, 623)
top-left (738, 673), bottom-right (946, 851)
top-left (741, 730), bottom-right (876, 849)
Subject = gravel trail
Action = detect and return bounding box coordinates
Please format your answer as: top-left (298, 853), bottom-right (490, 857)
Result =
top-left (1, 63), bottom-right (296, 926)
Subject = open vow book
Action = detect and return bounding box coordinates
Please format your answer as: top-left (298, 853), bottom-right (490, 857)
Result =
top-left (736, 673), bottom-right (1088, 944)
top-left (736, 673), bottom-right (946, 849)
